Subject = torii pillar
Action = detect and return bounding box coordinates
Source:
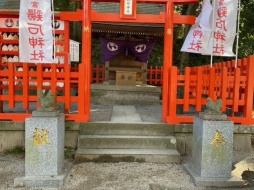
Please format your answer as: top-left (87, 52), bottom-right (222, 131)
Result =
top-left (163, 1), bottom-right (174, 122)
top-left (79, 0), bottom-right (91, 121)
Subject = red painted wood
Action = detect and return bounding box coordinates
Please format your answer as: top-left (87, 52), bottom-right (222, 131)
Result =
top-left (183, 67), bottom-right (190, 112)
top-left (61, 10), bottom-right (196, 25)
top-left (120, 0), bottom-right (137, 19)
top-left (162, 2), bottom-right (174, 122)
top-left (233, 68), bottom-right (240, 112)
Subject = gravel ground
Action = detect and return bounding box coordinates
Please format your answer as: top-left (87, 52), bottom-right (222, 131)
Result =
top-left (0, 151), bottom-right (253, 190)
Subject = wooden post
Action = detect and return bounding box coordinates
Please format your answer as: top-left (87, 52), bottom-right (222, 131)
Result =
top-left (9, 63), bottom-right (14, 108)
top-left (104, 61), bottom-right (109, 84)
top-left (166, 66), bottom-right (177, 123)
top-left (196, 67), bottom-right (202, 112)
top-left (221, 67), bottom-right (227, 112)
top-left (142, 63), bottom-right (147, 85)
top-left (232, 68), bottom-right (240, 113)
top-left (183, 67), bottom-right (190, 112)
top-left (209, 67), bottom-right (215, 101)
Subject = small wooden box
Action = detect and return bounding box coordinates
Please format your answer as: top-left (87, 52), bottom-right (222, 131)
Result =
top-left (116, 71), bottom-right (137, 85)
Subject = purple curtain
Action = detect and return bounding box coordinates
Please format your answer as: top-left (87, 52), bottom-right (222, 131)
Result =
top-left (127, 40), bottom-right (155, 63)
top-left (100, 37), bottom-right (126, 63)
top-left (100, 37), bottom-right (154, 63)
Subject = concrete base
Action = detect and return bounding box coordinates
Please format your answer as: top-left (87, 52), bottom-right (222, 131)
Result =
top-left (14, 162), bottom-right (72, 188)
top-left (183, 164), bottom-right (243, 187)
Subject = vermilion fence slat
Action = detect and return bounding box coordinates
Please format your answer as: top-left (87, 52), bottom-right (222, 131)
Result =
top-left (209, 67), bottom-right (215, 101)
top-left (51, 64), bottom-right (57, 92)
top-left (23, 64), bottom-right (29, 110)
top-left (65, 64), bottom-right (71, 110)
top-left (155, 66), bottom-right (158, 84)
top-left (233, 68), bottom-right (240, 112)
top-left (78, 63), bottom-right (86, 117)
top-left (221, 67), bottom-right (228, 112)
top-left (243, 56), bottom-right (254, 124)
top-left (8, 63), bottom-right (14, 108)
top-left (183, 67), bottom-right (190, 112)
top-left (196, 67), bottom-right (202, 112)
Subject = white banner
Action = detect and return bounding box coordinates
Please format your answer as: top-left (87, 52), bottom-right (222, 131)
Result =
top-left (19, 0), bottom-right (53, 63)
top-left (181, 0), bottom-right (213, 54)
top-left (203, 0), bottom-right (238, 56)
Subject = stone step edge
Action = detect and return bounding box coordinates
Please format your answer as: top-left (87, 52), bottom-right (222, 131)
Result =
top-left (79, 135), bottom-right (176, 139)
top-left (76, 148), bottom-right (180, 156)
top-left (75, 149), bottom-right (180, 163)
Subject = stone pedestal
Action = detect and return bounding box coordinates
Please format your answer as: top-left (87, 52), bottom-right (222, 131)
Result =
top-left (14, 111), bottom-right (72, 188)
top-left (183, 113), bottom-right (243, 187)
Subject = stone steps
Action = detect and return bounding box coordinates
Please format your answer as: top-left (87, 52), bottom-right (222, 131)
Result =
top-left (79, 122), bottom-right (174, 136)
top-left (75, 149), bottom-right (180, 164)
top-left (91, 84), bottom-right (161, 105)
top-left (75, 123), bottom-right (180, 164)
top-left (78, 135), bottom-right (176, 149)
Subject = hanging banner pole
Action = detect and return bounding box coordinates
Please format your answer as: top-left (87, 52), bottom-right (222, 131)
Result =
top-left (235, 0), bottom-right (241, 68)
top-left (52, 0), bottom-right (56, 62)
top-left (210, 0), bottom-right (217, 68)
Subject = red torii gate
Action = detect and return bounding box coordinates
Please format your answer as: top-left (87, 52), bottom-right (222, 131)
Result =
top-left (61, 0), bottom-right (198, 122)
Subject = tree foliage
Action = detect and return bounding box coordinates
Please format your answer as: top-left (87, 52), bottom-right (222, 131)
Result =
top-left (237, 0), bottom-right (254, 58)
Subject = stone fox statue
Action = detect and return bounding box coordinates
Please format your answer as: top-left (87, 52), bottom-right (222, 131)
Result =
top-left (204, 97), bottom-right (223, 114)
top-left (38, 90), bottom-right (56, 112)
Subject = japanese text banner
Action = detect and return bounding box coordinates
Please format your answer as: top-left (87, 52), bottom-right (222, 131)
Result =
top-left (180, 0), bottom-right (213, 54)
top-left (19, 0), bottom-right (53, 63)
top-left (203, 0), bottom-right (238, 56)
top-left (181, 0), bottom-right (238, 57)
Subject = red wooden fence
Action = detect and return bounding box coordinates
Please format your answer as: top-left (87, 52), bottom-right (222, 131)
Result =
top-left (0, 56), bottom-right (253, 125)
top-left (0, 63), bottom-right (82, 121)
top-left (85, 65), bottom-right (164, 85)
top-left (167, 56), bottom-right (254, 125)
top-left (0, 63), bottom-right (163, 122)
